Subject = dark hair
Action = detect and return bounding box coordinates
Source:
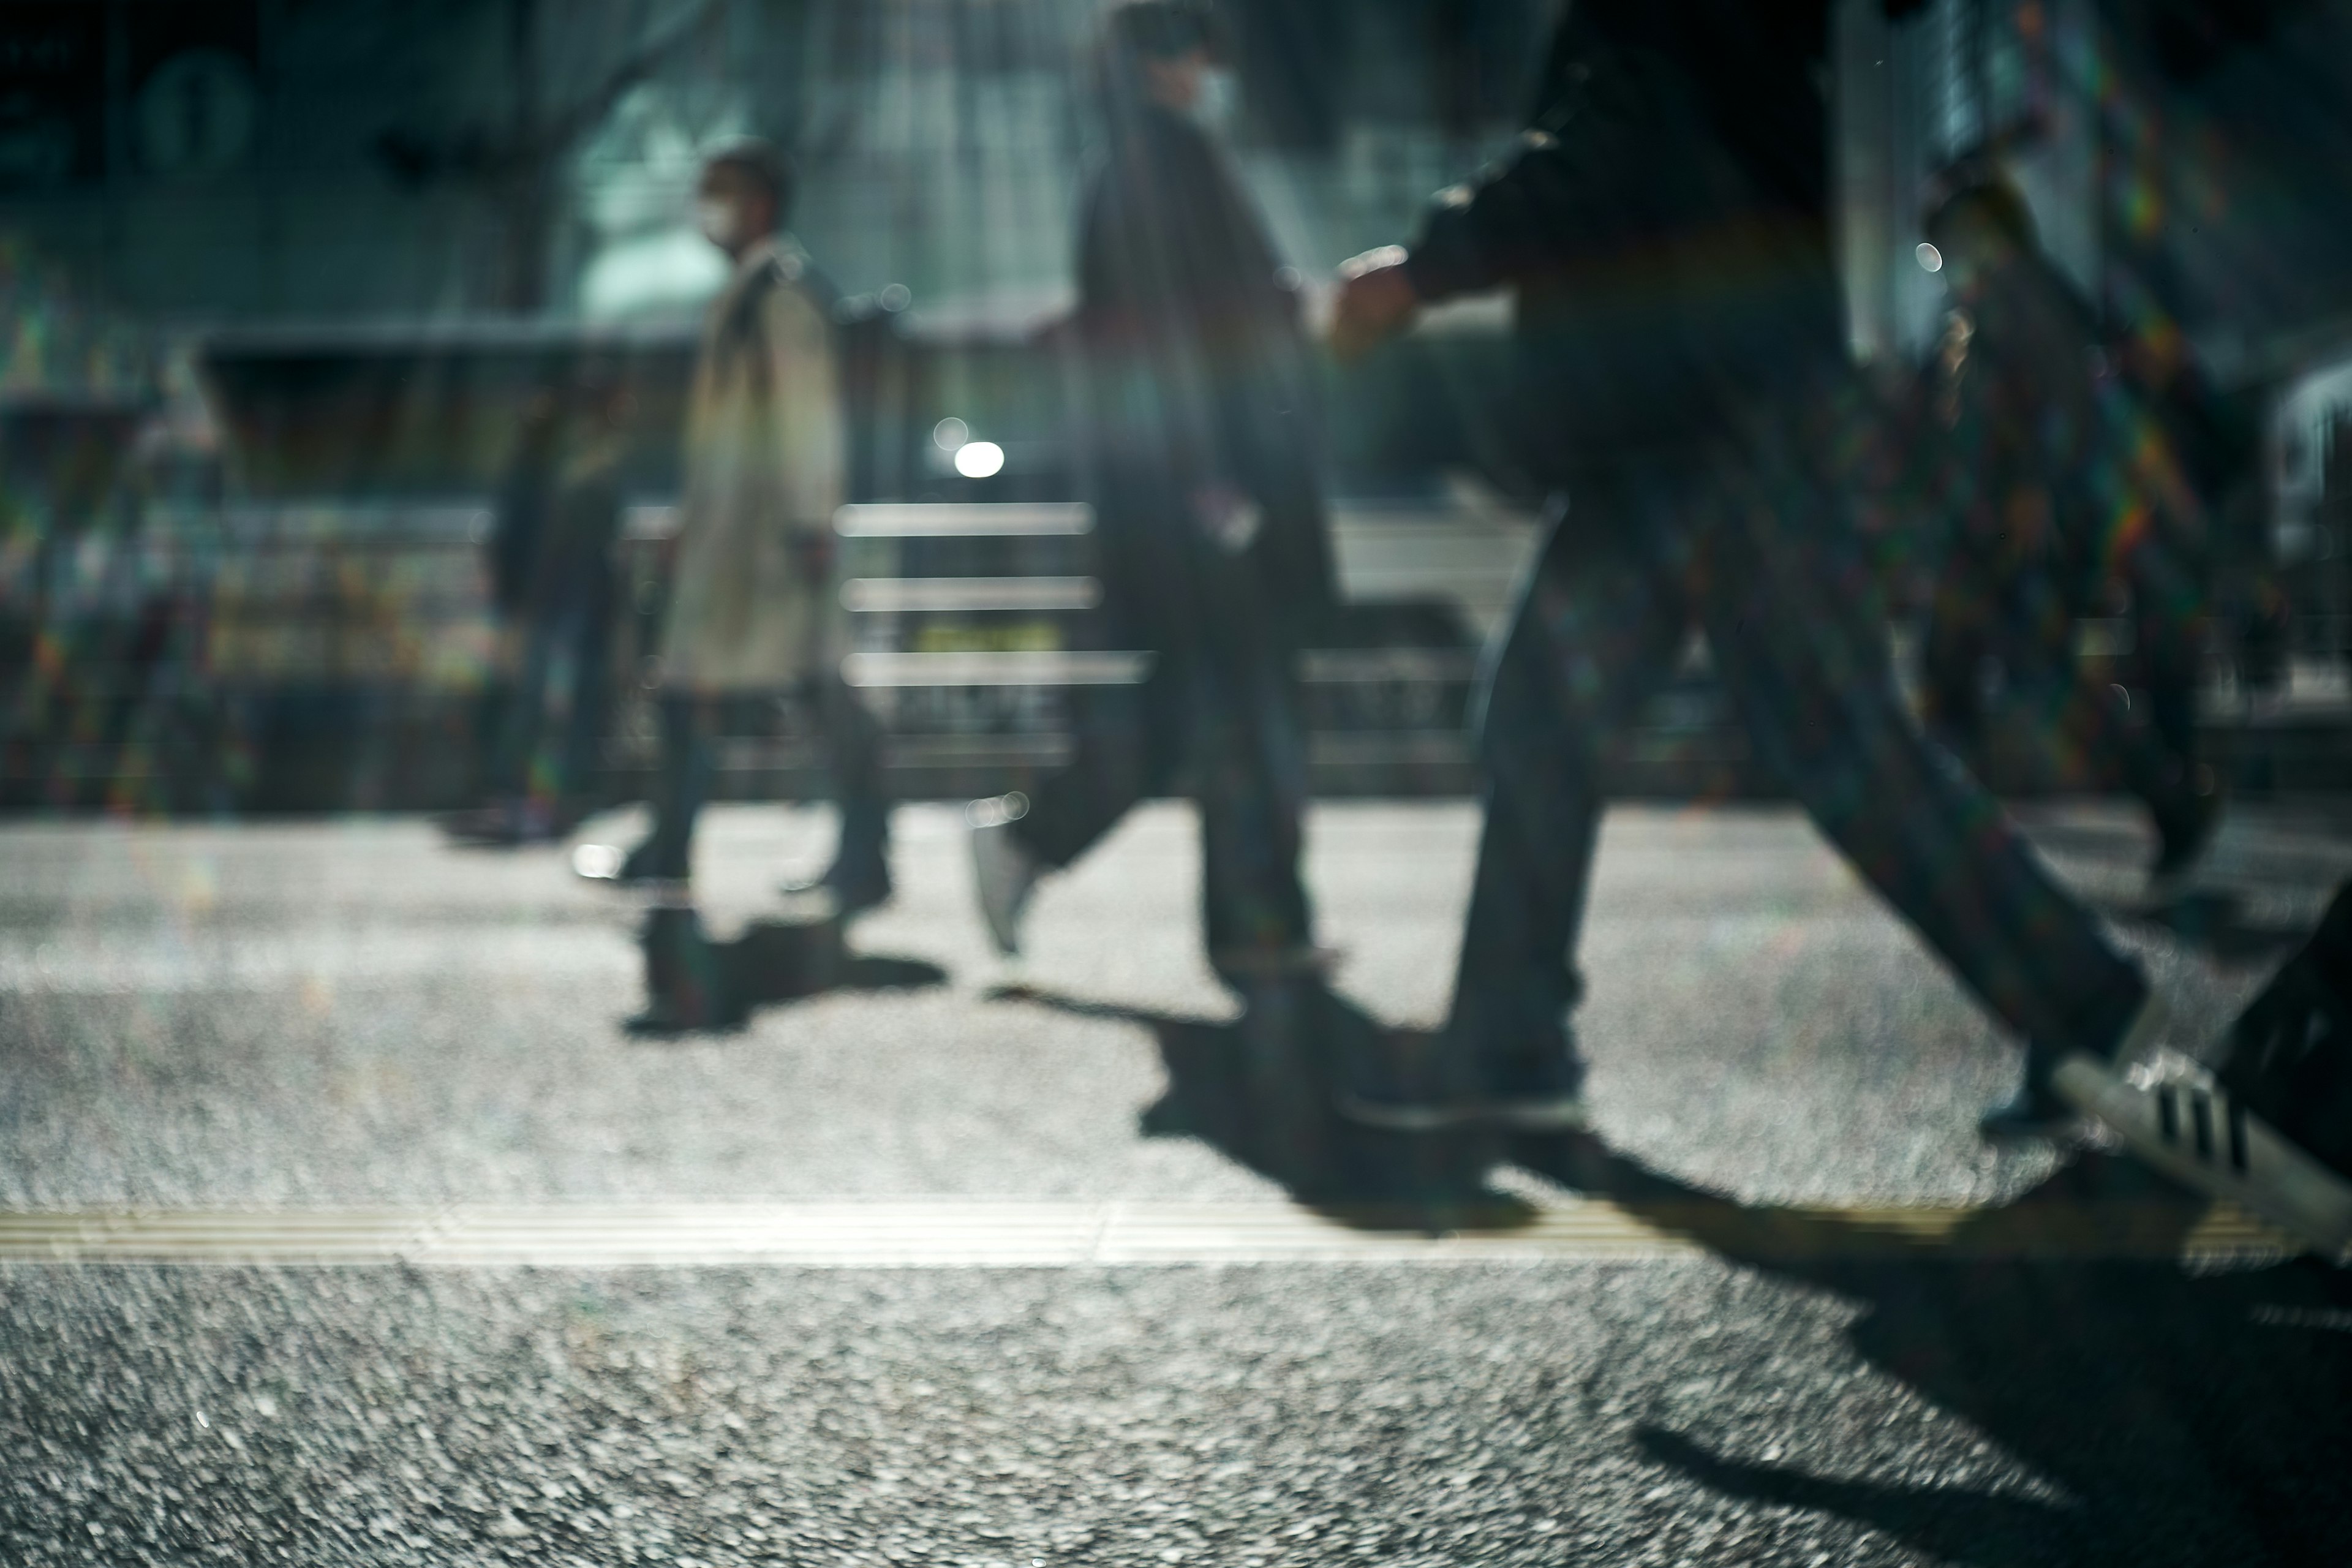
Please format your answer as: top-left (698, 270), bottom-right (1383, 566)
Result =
top-left (1091, 1), bottom-right (1223, 126)
top-left (1922, 162), bottom-right (2038, 254)
top-left (701, 137), bottom-right (796, 225)
top-left (1101, 1), bottom-right (1219, 64)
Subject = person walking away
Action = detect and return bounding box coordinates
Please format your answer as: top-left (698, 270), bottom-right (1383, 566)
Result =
top-left (445, 383), bottom-right (560, 838)
top-left (965, 1), bottom-right (1335, 989)
top-left (449, 367), bottom-right (630, 844)
top-left (1327, 0), bottom-right (2216, 1145)
top-left (578, 139), bottom-right (891, 913)
top-left (1913, 170), bottom-right (2219, 899)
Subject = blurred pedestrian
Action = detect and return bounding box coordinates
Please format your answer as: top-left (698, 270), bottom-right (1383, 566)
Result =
top-left (579, 139), bottom-right (892, 911)
top-left (447, 366), bottom-right (630, 845)
top-left (1914, 170), bottom-right (2220, 897)
top-left (965, 0), bottom-right (1334, 987)
top-left (1328, 0), bottom-right (2206, 1143)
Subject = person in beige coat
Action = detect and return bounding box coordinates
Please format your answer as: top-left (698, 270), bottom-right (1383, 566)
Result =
top-left (590, 140), bottom-right (891, 908)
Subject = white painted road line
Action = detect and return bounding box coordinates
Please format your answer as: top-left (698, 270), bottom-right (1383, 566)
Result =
top-left (0, 1199), bottom-right (2294, 1266)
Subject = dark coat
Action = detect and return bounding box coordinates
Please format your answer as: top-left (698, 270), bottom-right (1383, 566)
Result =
top-left (1402, 0), bottom-right (1847, 474)
top-left (1076, 103), bottom-right (1335, 626)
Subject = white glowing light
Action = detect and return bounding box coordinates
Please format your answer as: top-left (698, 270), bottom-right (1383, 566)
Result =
top-left (578, 228), bottom-right (729, 320)
top-left (1916, 241), bottom-right (1943, 273)
top-left (932, 417), bottom-right (970, 451)
top-left (954, 440), bottom-right (1005, 478)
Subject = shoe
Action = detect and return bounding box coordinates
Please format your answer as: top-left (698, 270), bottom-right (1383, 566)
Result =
top-left (778, 863), bottom-right (894, 921)
top-left (1978, 1046), bottom-right (2078, 1142)
top-left (1479, 1044), bottom-right (1590, 1132)
top-left (575, 837), bottom-right (684, 888)
top-left (628, 904), bottom-right (739, 1033)
top-left (2147, 779), bottom-right (2222, 903)
top-left (2056, 1049), bottom-right (2352, 1259)
top-left (967, 794), bottom-right (1039, 957)
top-left (1336, 1026), bottom-right (1480, 1131)
top-left (2057, 926), bottom-right (2352, 1259)
top-left (1464, 984), bottom-right (1588, 1130)
top-left (1336, 1007), bottom-right (1587, 1133)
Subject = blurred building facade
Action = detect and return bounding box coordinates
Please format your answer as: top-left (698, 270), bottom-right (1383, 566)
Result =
top-left (4, 0), bottom-right (2350, 812)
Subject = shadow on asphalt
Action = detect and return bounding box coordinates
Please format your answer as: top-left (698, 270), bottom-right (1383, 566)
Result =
top-left (1000, 978), bottom-right (2352, 1563)
top-left (989, 980), bottom-right (1521, 1220)
top-left (1511, 1131), bottom-right (2352, 1567)
top-left (2109, 888), bottom-right (2310, 966)
top-left (626, 908), bottom-right (946, 1035)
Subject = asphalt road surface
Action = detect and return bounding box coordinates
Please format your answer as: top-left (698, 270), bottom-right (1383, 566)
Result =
top-left (4, 799), bottom-right (2351, 1565)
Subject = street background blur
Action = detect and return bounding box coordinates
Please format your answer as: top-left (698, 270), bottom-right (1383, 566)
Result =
top-left (5, 0), bottom-right (2350, 818)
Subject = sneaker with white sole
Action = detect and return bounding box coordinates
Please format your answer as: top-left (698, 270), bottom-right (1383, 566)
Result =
top-left (2063, 887), bottom-right (2352, 1260)
top-left (967, 794), bottom-right (1041, 957)
top-left (2055, 1046), bottom-right (2352, 1260)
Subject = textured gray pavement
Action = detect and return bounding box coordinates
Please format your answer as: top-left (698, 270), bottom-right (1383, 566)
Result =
top-left (5, 800), bottom-right (2352, 1564)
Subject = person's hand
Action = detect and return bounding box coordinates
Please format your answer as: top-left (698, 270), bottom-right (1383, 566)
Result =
top-left (1329, 246), bottom-right (1420, 363)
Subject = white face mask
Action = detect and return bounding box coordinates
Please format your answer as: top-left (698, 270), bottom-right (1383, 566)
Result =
top-left (1190, 67), bottom-right (1239, 130)
top-left (696, 198), bottom-right (742, 251)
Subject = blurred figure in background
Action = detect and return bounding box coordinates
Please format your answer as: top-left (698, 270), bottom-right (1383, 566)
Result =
top-left (966, 0), bottom-right (1334, 986)
top-left (1329, 0), bottom-right (2199, 1144)
top-left (1914, 169), bottom-right (2220, 898)
top-left (579, 139), bottom-right (892, 912)
top-left (448, 366), bottom-right (630, 845)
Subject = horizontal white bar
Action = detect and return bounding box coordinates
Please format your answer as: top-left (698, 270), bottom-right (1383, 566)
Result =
top-left (842, 576), bottom-right (1101, 612)
top-left (842, 650), bottom-right (1150, 688)
top-left (836, 503), bottom-right (1094, 538)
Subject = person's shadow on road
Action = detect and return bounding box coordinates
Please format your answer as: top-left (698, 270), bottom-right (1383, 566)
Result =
top-left (990, 979), bottom-right (1524, 1223)
top-left (1504, 1130), bottom-right (2352, 1566)
top-left (627, 906), bottom-right (946, 1035)
top-left (993, 978), bottom-right (2351, 1561)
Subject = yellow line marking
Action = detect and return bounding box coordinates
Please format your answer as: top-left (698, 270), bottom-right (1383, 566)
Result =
top-left (0, 1199), bottom-right (2297, 1266)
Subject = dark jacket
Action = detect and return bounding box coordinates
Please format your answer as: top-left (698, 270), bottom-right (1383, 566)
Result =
top-left (1403, 0), bottom-right (1845, 472)
top-left (1077, 102), bottom-right (1335, 619)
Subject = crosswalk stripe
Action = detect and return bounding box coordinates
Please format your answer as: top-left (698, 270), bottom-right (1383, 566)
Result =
top-left (0, 1199), bottom-right (2296, 1266)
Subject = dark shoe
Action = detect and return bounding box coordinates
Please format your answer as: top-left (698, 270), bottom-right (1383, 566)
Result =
top-left (1336, 1026), bottom-right (1479, 1131)
top-left (1335, 1005), bottom-right (1586, 1133)
top-left (1480, 1045), bottom-right (1590, 1133)
top-left (779, 861), bottom-right (894, 921)
top-left (1461, 984), bottom-right (1587, 1130)
top-left (2147, 778), bottom-right (2222, 903)
top-left (628, 904), bottom-right (739, 1033)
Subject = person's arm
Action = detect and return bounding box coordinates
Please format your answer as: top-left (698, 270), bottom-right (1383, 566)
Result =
top-left (1332, 66), bottom-right (1653, 359)
top-left (761, 280), bottom-right (846, 549)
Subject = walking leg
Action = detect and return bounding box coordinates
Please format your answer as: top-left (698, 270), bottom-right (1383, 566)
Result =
top-left (1687, 430), bottom-right (2150, 1074)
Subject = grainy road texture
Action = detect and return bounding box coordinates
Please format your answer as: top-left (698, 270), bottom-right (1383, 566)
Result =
top-left (4, 801), bottom-right (2350, 1564)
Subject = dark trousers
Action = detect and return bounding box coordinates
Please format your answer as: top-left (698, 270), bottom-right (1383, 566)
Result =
top-left (1921, 528), bottom-right (2205, 818)
top-left (490, 575), bottom-right (614, 812)
top-left (1452, 408), bottom-right (2150, 1076)
top-left (639, 672), bottom-right (891, 886)
top-left (1015, 505), bottom-right (1313, 969)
